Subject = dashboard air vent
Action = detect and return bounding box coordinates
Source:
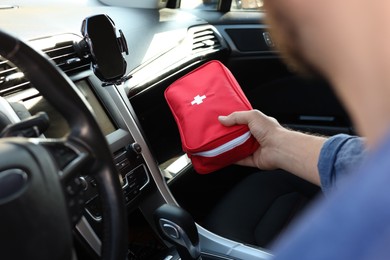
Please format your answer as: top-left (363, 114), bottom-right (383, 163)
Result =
top-left (0, 34), bottom-right (90, 96)
top-left (190, 26), bottom-right (222, 54)
top-left (0, 56), bottom-right (30, 96)
top-left (42, 40), bottom-right (90, 75)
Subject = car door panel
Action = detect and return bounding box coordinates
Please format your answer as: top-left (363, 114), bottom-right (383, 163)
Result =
top-left (212, 21), bottom-right (353, 136)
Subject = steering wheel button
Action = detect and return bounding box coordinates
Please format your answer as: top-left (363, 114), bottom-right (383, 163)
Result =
top-left (0, 169), bottom-right (28, 204)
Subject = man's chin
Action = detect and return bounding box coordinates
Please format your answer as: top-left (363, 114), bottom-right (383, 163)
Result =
top-left (265, 17), bottom-right (322, 79)
top-left (285, 56), bottom-right (316, 78)
top-left (278, 46), bottom-right (323, 79)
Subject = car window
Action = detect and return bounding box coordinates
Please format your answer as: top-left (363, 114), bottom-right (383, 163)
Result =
top-left (180, 0), bottom-right (264, 11)
top-left (231, 0), bottom-right (263, 10)
top-left (180, 0), bottom-right (219, 10)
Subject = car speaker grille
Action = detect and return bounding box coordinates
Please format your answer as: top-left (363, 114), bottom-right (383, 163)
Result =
top-left (190, 26), bottom-right (222, 54)
top-left (0, 34), bottom-right (90, 96)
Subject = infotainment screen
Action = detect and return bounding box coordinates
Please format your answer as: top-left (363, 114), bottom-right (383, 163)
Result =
top-left (75, 79), bottom-right (116, 136)
top-left (23, 79), bottom-right (116, 138)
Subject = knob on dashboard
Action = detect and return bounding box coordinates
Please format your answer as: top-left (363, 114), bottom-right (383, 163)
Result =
top-left (126, 142), bottom-right (142, 155)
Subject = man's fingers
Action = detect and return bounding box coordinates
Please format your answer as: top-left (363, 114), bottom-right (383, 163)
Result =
top-left (235, 156), bottom-right (256, 167)
top-left (218, 110), bottom-right (257, 126)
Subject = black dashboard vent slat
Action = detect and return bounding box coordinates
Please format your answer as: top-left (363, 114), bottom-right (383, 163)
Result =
top-left (0, 35), bottom-right (91, 96)
top-left (191, 27), bottom-right (222, 54)
top-left (0, 56), bottom-right (31, 96)
top-left (42, 41), bottom-right (90, 75)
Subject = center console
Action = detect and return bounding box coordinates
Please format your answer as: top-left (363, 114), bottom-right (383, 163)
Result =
top-left (84, 142), bottom-right (150, 221)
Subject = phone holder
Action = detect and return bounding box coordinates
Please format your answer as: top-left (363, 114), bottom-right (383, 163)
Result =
top-left (74, 14), bottom-right (131, 86)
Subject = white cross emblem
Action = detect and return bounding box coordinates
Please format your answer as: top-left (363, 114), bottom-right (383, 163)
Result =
top-left (191, 95), bottom-right (206, 105)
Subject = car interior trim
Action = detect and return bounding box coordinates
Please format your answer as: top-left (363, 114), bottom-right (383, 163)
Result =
top-left (76, 216), bottom-right (102, 255)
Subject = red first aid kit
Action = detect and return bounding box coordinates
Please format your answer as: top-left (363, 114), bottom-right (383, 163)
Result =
top-left (164, 60), bottom-right (259, 174)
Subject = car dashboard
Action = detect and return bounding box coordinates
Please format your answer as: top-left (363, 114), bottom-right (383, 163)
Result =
top-left (0, 2), bottom-right (275, 259)
top-left (0, 1), bottom-right (339, 259)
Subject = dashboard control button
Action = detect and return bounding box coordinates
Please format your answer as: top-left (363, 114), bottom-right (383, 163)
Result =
top-left (78, 176), bottom-right (88, 191)
top-left (127, 142), bottom-right (142, 155)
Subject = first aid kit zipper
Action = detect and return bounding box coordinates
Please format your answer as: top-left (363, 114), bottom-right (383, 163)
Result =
top-left (192, 131), bottom-right (252, 157)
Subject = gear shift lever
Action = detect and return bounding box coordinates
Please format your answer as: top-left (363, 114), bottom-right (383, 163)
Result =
top-left (154, 204), bottom-right (202, 260)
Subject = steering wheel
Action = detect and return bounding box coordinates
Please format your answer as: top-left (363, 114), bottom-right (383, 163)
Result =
top-left (0, 30), bottom-right (127, 259)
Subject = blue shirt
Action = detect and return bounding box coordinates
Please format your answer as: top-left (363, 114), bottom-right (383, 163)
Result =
top-left (272, 132), bottom-right (390, 259)
top-left (318, 134), bottom-right (366, 194)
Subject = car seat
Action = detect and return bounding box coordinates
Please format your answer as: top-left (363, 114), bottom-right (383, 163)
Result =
top-left (203, 169), bottom-right (319, 248)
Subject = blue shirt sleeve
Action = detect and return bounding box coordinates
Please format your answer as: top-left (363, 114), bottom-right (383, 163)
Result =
top-left (317, 134), bottom-right (365, 194)
top-left (272, 130), bottom-right (390, 260)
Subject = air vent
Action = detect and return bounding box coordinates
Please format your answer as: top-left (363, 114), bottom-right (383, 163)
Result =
top-left (0, 34), bottom-right (90, 96)
top-left (0, 56), bottom-right (30, 96)
top-left (190, 26), bottom-right (222, 54)
top-left (42, 40), bottom-right (90, 75)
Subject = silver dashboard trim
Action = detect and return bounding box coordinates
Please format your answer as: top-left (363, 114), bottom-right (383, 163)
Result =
top-left (76, 216), bottom-right (102, 256)
top-left (122, 163), bottom-right (150, 192)
top-left (105, 84), bottom-right (177, 205)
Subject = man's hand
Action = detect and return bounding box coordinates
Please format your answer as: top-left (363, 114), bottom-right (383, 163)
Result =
top-left (218, 110), bottom-right (284, 170)
top-left (219, 110), bottom-right (326, 186)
